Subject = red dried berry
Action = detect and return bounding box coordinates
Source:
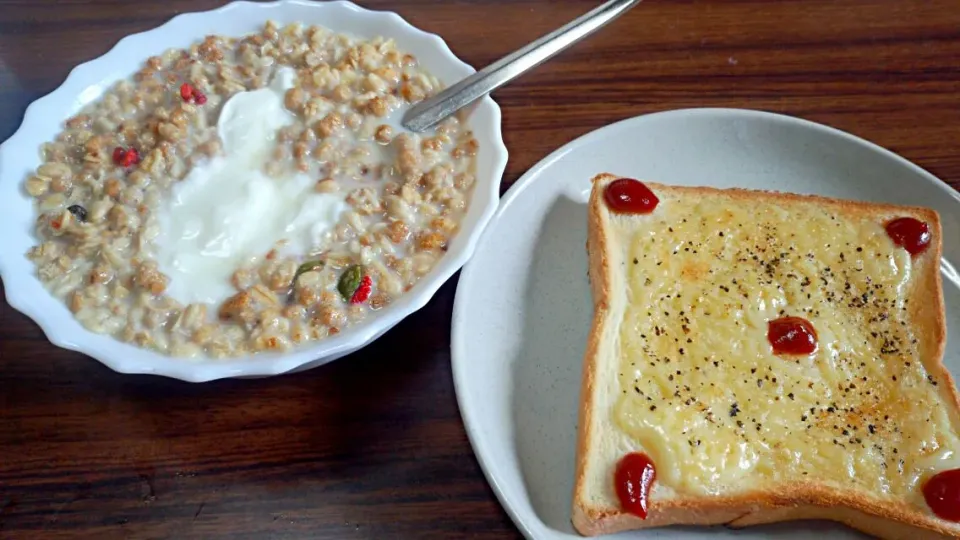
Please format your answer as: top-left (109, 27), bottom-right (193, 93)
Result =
top-left (180, 82), bottom-right (207, 105)
top-left (129, 149), bottom-right (140, 166)
top-left (113, 147), bottom-right (140, 168)
top-left (350, 276), bottom-right (373, 304)
top-left (180, 83), bottom-right (194, 101)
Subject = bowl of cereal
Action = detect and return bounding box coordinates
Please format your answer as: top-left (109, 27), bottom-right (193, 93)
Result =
top-left (0, 0), bottom-right (508, 381)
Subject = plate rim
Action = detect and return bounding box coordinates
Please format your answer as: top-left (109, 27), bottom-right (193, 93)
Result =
top-left (0, 0), bottom-right (509, 382)
top-left (451, 107), bottom-right (959, 539)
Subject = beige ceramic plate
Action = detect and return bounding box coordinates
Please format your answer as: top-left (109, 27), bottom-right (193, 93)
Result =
top-left (452, 108), bottom-right (959, 539)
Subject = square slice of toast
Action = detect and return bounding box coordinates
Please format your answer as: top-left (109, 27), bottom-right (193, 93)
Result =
top-left (574, 173), bottom-right (960, 539)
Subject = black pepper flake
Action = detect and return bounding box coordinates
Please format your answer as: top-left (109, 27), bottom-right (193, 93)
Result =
top-left (729, 403), bottom-right (740, 417)
top-left (801, 415), bottom-right (808, 421)
top-left (736, 420), bottom-right (744, 428)
top-left (868, 425), bottom-right (876, 434)
top-left (633, 258), bottom-right (638, 265)
top-left (788, 393), bottom-right (795, 400)
top-left (649, 405), bottom-right (657, 411)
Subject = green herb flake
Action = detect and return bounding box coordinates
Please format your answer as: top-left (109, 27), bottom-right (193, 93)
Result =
top-left (292, 260), bottom-right (324, 285)
top-left (337, 264), bottom-right (364, 300)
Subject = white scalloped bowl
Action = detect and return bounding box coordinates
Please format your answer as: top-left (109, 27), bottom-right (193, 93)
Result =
top-left (0, 0), bottom-right (508, 382)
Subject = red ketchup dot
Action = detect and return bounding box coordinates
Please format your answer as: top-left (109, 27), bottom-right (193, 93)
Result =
top-left (604, 179), bottom-right (659, 214)
top-left (923, 469), bottom-right (960, 522)
top-left (885, 217), bottom-right (931, 256)
top-left (767, 317), bottom-right (818, 355)
top-left (614, 452), bottom-right (656, 519)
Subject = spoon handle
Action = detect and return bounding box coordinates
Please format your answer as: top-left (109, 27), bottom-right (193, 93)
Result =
top-left (401, 0), bottom-right (642, 132)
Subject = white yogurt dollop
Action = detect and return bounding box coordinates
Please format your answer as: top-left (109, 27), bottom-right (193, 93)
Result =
top-left (156, 67), bottom-right (345, 306)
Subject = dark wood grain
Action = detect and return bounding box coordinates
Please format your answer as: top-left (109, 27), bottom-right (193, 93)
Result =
top-left (1, 1), bottom-right (958, 538)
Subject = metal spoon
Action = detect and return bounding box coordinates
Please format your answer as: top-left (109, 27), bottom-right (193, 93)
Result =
top-left (401, 0), bottom-right (643, 133)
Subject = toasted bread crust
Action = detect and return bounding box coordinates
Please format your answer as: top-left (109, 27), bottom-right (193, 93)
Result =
top-left (573, 174), bottom-right (958, 539)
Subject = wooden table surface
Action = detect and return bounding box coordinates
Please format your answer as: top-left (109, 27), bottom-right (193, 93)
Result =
top-left (1, 1), bottom-right (958, 538)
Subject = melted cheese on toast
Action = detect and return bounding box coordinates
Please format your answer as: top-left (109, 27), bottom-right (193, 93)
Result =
top-left (612, 193), bottom-right (959, 499)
